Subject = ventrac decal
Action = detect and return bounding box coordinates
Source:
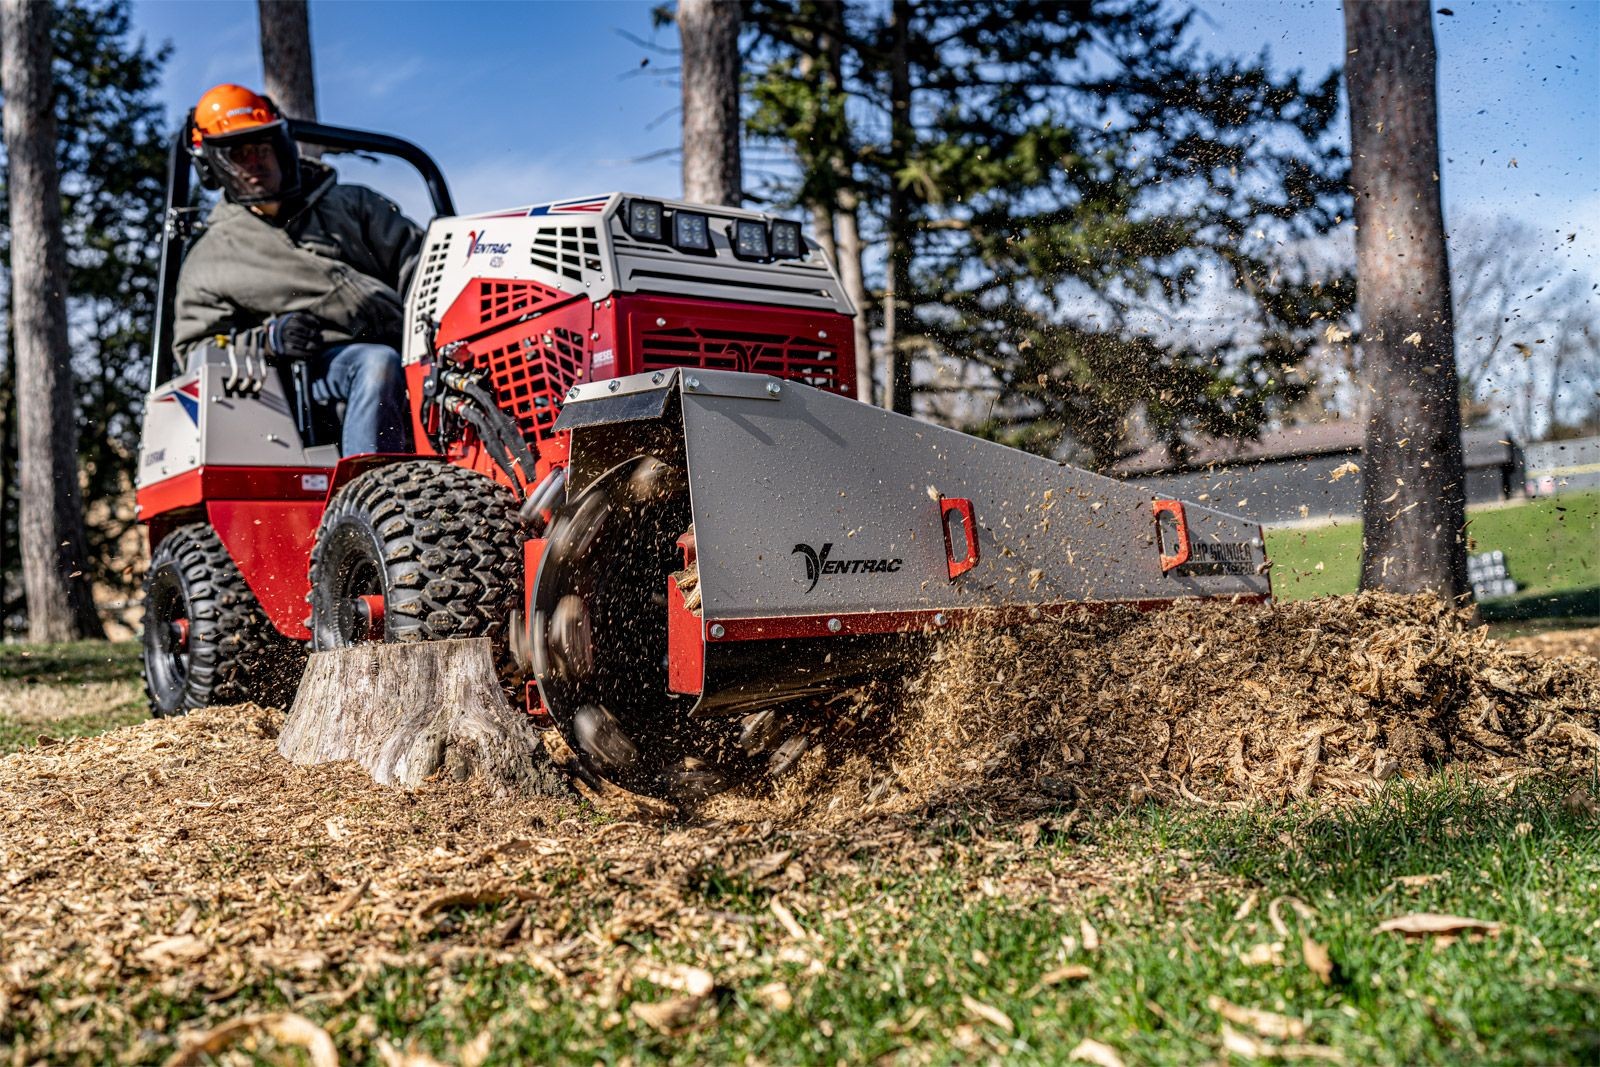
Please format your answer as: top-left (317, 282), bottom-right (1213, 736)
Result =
top-left (792, 542), bottom-right (903, 593)
top-left (464, 229), bottom-right (512, 266)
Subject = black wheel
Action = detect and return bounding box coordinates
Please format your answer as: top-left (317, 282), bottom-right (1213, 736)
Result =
top-left (142, 523), bottom-right (305, 716)
top-left (307, 462), bottom-right (523, 660)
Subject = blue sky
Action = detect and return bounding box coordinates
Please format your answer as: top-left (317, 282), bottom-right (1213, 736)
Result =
top-left (131, 0), bottom-right (1598, 266)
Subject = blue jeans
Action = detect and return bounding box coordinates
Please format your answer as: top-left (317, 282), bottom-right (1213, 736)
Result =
top-left (311, 343), bottom-right (410, 455)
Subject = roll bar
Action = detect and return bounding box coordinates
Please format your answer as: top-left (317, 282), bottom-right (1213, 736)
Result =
top-left (148, 120), bottom-right (454, 390)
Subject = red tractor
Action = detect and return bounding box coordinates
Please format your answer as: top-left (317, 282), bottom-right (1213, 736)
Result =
top-left (138, 120), bottom-right (1269, 799)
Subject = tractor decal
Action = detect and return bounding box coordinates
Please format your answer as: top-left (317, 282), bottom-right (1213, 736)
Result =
top-left (154, 380), bottom-right (202, 425)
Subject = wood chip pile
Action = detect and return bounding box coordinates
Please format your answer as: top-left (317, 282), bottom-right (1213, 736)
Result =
top-left (717, 594), bottom-right (1600, 823)
top-left (0, 593), bottom-right (1595, 1060)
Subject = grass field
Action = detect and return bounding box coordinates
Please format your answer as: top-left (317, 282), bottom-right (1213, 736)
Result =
top-left (0, 640), bottom-right (144, 755)
top-left (1268, 490), bottom-right (1600, 609)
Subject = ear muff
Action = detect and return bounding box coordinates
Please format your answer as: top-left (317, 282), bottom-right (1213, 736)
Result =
top-left (186, 109), bottom-right (223, 190)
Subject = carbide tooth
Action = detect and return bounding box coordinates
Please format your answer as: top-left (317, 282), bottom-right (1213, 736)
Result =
top-left (572, 704), bottom-right (638, 774)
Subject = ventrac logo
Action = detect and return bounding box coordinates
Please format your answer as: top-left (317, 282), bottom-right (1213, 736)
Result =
top-left (463, 229), bottom-right (512, 263)
top-left (792, 542), bottom-right (903, 593)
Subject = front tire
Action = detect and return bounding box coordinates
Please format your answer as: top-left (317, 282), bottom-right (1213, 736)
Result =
top-left (142, 524), bottom-right (304, 716)
top-left (307, 462), bottom-right (523, 660)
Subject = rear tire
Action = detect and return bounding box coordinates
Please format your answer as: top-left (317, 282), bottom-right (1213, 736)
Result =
top-left (142, 524), bottom-right (305, 717)
top-left (307, 462), bottom-right (523, 661)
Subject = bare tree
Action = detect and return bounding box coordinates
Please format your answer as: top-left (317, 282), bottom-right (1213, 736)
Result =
top-left (678, 0), bottom-right (741, 205)
top-left (1, 0), bottom-right (106, 640)
top-left (1344, 0), bottom-right (1468, 600)
top-left (258, 0), bottom-right (319, 160)
top-left (1451, 217), bottom-right (1600, 441)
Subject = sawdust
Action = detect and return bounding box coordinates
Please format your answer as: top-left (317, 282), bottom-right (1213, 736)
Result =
top-left (710, 594), bottom-right (1600, 824)
top-left (2, 593), bottom-right (1596, 1059)
top-left (0, 703), bottom-right (1131, 1061)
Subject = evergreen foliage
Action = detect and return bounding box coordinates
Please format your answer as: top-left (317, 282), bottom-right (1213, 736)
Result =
top-left (743, 0), bottom-right (1354, 469)
top-left (0, 0), bottom-right (168, 621)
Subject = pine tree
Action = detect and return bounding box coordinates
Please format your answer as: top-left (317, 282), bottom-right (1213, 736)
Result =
top-left (744, 0), bottom-right (1352, 469)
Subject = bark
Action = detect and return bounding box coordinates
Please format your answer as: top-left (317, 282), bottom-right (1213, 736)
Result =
top-left (1, 0), bottom-right (105, 641)
top-left (1344, 0), bottom-right (1469, 599)
top-left (278, 638), bottom-right (569, 796)
top-left (805, 1), bottom-right (875, 405)
top-left (678, 0), bottom-right (742, 205)
top-left (883, 0), bottom-right (914, 415)
top-left (257, 0), bottom-right (317, 121)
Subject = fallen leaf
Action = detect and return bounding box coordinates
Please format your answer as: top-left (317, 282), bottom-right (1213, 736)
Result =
top-left (1208, 995), bottom-right (1306, 1040)
top-left (961, 994), bottom-right (1014, 1033)
top-left (1041, 964), bottom-right (1093, 985)
top-left (1374, 913), bottom-right (1502, 938)
top-left (166, 1013), bottom-right (336, 1067)
top-left (140, 935), bottom-right (210, 968)
top-left (1069, 1037), bottom-right (1126, 1067)
top-left (630, 995), bottom-right (707, 1035)
top-left (1301, 935), bottom-right (1333, 985)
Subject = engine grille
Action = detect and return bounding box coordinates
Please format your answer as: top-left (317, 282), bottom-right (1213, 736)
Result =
top-left (639, 325), bottom-right (847, 394)
top-left (461, 320), bottom-right (586, 441)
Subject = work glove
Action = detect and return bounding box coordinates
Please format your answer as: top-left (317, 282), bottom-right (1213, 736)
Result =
top-left (265, 311), bottom-right (324, 362)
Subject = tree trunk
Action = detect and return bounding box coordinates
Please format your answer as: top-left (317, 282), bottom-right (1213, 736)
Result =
top-left (278, 638), bottom-right (569, 796)
top-left (678, 0), bottom-right (742, 205)
top-left (1, 0), bottom-right (106, 641)
top-left (1344, 0), bottom-right (1469, 599)
top-left (883, 0), bottom-right (914, 415)
top-left (257, 0), bottom-right (317, 121)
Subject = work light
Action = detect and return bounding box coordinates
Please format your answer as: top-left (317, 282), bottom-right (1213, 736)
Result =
top-left (770, 219), bottom-right (803, 259)
top-left (626, 199), bottom-right (664, 241)
top-left (672, 210), bottom-right (712, 252)
top-left (732, 218), bottom-right (770, 260)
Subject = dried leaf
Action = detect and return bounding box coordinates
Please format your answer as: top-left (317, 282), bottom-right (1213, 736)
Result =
top-left (961, 994), bottom-right (1014, 1033)
top-left (1375, 913), bottom-right (1502, 938)
top-left (1208, 995), bottom-right (1306, 1040)
top-left (166, 1013), bottom-right (337, 1067)
top-left (1069, 1037), bottom-right (1126, 1067)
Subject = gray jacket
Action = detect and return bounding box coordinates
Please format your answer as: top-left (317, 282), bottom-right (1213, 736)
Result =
top-left (172, 163), bottom-right (424, 356)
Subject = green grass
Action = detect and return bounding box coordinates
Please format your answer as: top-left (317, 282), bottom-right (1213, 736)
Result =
top-left (1268, 490), bottom-right (1600, 604)
top-left (0, 640), bottom-right (145, 755)
top-left (14, 776), bottom-right (1598, 1065)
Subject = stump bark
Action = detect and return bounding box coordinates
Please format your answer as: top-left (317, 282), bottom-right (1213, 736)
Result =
top-left (277, 638), bottom-right (568, 796)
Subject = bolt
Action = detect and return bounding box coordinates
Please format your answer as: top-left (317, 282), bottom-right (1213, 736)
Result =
top-left (651, 372), bottom-right (665, 384)
top-left (608, 380), bottom-right (620, 392)
top-left (686, 376), bottom-right (701, 390)
top-left (933, 612), bottom-right (947, 627)
top-left (766, 381), bottom-right (782, 396)
top-left (710, 623), bottom-right (725, 639)
top-left (827, 618), bottom-right (842, 633)
top-left (818, 330), bottom-right (828, 339)
top-left (591, 332), bottom-right (600, 341)
top-left (656, 317), bottom-right (667, 327)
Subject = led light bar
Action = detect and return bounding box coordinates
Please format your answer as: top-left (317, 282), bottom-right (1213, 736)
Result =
top-left (770, 219), bottom-right (803, 259)
top-left (732, 218), bottom-right (770, 261)
top-left (673, 210), bottom-right (712, 252)
top-left (626, 198), bottom-right (664, 241)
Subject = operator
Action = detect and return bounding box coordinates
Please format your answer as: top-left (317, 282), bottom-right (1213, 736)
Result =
top-left (172, 83), bottom-right (421, 455)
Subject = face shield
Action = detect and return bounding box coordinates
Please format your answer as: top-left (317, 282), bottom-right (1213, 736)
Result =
top-left (197, 120), bottom-right (301, 205)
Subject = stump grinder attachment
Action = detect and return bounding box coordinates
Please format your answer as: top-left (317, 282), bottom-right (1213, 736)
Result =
top-left (135, 120), bottom-right (1269, 803)
top-left (530, 368), bottom-right (1269, 799)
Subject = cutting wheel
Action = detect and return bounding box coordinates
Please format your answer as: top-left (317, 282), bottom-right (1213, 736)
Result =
top-left (532, 455), bottom-right (807, 800)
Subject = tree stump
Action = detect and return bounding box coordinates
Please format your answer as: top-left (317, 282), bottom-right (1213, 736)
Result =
top-left (277, 638), bottom-right (569, 797)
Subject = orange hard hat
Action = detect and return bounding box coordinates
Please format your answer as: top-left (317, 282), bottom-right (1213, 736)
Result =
top-left (191, 84), bottom-right (281, 147)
